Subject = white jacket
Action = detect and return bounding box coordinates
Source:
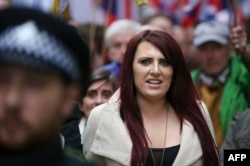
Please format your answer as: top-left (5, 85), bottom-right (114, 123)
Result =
top-left (82, 90), bottom-right (215, 166)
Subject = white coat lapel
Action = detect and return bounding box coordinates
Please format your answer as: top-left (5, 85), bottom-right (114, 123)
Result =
top-left (173, 120), bottom-right (203, 166)
top-left (90, 95), bottom-right (132, 165)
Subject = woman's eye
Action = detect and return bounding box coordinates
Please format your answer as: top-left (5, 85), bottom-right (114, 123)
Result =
top-left (102, 91), bottom-right (112, 98)
top-left (87, 91), bottom-right (96, 98)
top-left (140, 59), bottom-right (151, 65)
top-left (160, 59), bottom-right (168, 66)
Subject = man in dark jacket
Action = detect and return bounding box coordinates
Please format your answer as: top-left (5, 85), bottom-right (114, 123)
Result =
top-left (0, 7), bottom-right (95, 166)
top-left (219, 109), bottom-right (250, 166)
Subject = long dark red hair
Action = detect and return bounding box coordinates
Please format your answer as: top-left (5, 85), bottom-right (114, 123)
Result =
top-left (119, 30), bottom-right (219, 166)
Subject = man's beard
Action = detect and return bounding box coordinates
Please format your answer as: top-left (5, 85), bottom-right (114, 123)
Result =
top-left (0, 107), bottom-right (60, 152)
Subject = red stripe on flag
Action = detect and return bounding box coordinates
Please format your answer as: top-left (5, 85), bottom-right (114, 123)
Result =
top-left (182, 1), bottom-right (202, 27)
top-left (183, 0), bottom-right (189, 6)
top-left (150, 0), bottom-right (160, 8)
top-left (104, 12), bottom-right (117, 26)
top-left (209, 0), bottom-right (221, 11)
top-left (125, 0), bottom-right (131, 18)
top-left (169, 0), bottom-right (182, 14)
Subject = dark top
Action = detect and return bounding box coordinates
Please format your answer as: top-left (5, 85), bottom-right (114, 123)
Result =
top-left (220, 109), bottom-right (250, 166)
top-left (146, 145), bottom-right (180, 166)
top-left (61, 103), bottom-right (82, 152)
top-left (0, 136), bottom-right (96, 166)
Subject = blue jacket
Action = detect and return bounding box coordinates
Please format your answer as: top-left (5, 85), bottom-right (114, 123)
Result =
top-left (98, 62), bottom-right (121, 78)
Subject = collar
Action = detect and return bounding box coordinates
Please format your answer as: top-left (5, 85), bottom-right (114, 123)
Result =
top-left (199, 67), bottom-right (230, 87)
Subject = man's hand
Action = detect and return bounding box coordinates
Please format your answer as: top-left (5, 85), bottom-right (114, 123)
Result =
top-left (230, 25), bottom-right (250, 60)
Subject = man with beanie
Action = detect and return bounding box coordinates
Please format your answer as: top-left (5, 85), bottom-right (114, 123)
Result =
top-left (0, 7), bottom-right (94, 166)
top-left (191, 20), bottom-right (250, 148)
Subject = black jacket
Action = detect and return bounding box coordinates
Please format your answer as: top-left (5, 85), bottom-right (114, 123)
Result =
top-left (61, 103), bottom-right (82, 152)
top-left (0, 136), bottom-right (96, 166)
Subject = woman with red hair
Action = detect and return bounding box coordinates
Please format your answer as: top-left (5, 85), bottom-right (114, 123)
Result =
top-left (83, 30), bottom-right (219, 166)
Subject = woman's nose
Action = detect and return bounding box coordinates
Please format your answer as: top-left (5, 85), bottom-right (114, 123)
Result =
top-left (150, 63), bottom-right (160, 75)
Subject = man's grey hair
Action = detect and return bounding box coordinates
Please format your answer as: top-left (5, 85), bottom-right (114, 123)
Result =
top-left (105, 19), bottom-right (141, 47)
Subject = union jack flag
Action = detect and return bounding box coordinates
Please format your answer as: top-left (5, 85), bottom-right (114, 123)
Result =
top-left (70, 0), bottom-right (139, 26)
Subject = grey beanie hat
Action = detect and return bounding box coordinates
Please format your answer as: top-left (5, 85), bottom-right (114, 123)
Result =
top-left (0, 7), bottom-right (90, 85)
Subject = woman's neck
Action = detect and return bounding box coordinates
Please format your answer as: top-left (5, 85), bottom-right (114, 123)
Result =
top-left (137, 95), bottom-right (168, 118)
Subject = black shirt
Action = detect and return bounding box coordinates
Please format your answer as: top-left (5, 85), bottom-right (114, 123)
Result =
top-left (146, 145), bottom-right (180, 166)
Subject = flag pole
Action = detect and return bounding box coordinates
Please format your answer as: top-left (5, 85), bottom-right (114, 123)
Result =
top-left (232, 0), bottom-right (237, 26)
top-left (231, 0), bottom-right (242, 56)
top-left (89, 3), bottom-right (98, 62)
top-left (101, 0), bottom-right (114, 62)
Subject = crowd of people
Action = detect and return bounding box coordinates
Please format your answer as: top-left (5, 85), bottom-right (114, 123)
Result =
top-left (0, 1), bottom-right (250, 166)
